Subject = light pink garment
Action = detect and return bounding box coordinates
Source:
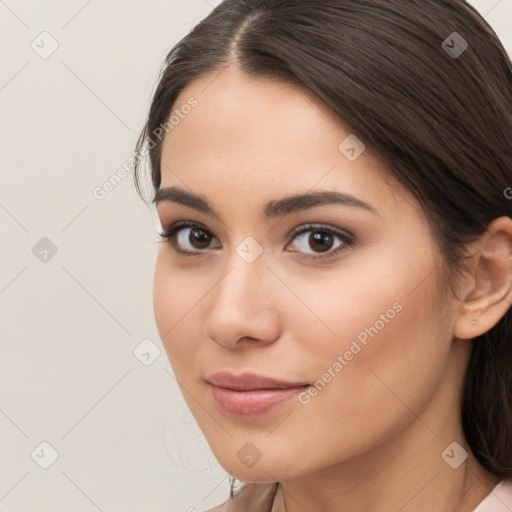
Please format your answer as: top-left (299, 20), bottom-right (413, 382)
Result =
top-left (205, 479), bottom-right (512, 512)
top-left (471, 479), bottom-right (512, 512)
top-left (204, 482), bottom-right (277, 512)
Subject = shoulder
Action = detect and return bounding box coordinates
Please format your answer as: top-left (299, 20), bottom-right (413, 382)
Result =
top-left (203, 482), bottom-right (279, 512)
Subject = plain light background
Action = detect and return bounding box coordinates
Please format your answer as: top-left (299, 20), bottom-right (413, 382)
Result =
top-left (0, 1), bottom-right (510, 511)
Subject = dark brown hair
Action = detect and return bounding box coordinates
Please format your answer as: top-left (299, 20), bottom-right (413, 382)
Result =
top-left (133, 0), bottom-right (512, 483)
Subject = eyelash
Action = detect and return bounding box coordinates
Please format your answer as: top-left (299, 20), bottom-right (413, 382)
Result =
top-left (157, 221), bottom-right (354, 261)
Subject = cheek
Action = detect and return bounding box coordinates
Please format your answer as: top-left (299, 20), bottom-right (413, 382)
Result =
top-left (293, 303), bottom-right (448, 469)
top-left (153, 252), bottom-right (206, 371)
top-left (284, 236), bottom-right (443, 359)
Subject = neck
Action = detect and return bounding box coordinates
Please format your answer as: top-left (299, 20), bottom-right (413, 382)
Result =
top-left (271, 450), bottom-right (500, 512)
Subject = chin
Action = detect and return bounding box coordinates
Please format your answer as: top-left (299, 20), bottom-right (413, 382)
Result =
top-left (216, 453), bottom-right (300, 484)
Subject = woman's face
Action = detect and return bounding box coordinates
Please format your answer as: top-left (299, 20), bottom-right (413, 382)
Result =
top-left (153, 66), bottom-right (464, 482)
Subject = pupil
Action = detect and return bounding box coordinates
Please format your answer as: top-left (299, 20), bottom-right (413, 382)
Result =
top-left (190, 228), bottom-right (210, 249)
top-left (309, 231), bottom-right (333, 252)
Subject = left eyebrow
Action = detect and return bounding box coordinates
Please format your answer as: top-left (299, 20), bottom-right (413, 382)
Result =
top-left (153, 186), bottom-right (380, 219)
top-left (264, 190), bottom-right (379, 217)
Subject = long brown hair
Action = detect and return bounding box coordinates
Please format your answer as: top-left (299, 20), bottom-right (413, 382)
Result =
top-left (133, 0), bottom-right (512, 481)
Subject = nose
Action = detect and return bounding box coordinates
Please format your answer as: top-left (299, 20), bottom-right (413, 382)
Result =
top-left (203, 255), bottom-right (282, 349)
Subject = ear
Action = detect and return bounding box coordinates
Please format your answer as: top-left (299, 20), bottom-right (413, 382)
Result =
top-left (454, 216), bottom-right (512, 340)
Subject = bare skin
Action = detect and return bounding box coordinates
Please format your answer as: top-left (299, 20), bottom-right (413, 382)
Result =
top-left (153, 65), bottom-right (510, 512)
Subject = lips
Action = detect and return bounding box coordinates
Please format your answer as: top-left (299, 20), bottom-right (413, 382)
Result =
top-left (205, 371), bottom-right (310, 418)
top-left (205, 371), bottom-right (310, 391)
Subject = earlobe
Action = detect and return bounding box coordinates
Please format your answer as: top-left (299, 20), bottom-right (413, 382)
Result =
top-left (453, 216), bottom-right (512, 340)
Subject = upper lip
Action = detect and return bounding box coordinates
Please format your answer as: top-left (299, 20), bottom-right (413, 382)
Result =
top-left (206, 371), bottom-right (310, 391)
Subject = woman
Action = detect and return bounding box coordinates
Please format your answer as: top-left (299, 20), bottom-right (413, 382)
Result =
top-left (133, 1), bottom-right (512, 510)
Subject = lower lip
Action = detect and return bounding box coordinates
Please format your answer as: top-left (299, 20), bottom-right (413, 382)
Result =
top-left (209, 384), bottom-right (308, 418)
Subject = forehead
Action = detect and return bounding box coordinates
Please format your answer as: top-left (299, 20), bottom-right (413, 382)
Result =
top-left (159, 66), bottom-right (420, 221)
top-left (164, 66), bottom-right (354, 160)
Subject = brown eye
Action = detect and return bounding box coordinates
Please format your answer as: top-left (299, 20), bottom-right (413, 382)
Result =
top-left (189, 228), bottom-right (212, 249)
top-left (286, 224), bottom-right (353, 259)
top-left (176, 226), bottom-right (219, 252)
top-left (308, 231), bottom-right (334, 253)
top-left (159, 222), bottom-right (221, 255)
